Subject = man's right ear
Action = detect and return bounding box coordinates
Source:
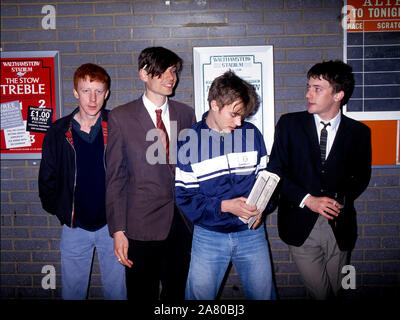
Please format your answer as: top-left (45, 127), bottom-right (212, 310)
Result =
top-left (210, 100), bottom-right (220, 111)
top-left (73, 88), bottom-right (79, 99)
top-left (139, 68), bottom-right (149, 82)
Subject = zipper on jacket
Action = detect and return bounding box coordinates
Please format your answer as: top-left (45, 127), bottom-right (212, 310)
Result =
top-left (101, 120), bottom-right (108, 171)
top-left (65, 136), bottom-right (77, 228)
top-left (224, 133), bottom-right (235, 187)
top-left (226, 154), bottom-right (235, 186)
top-left (103, 144), bottom-right (107, 171)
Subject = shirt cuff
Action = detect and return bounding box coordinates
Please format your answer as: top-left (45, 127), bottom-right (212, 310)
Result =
top-left (300, 194), bottom-right (311, 208)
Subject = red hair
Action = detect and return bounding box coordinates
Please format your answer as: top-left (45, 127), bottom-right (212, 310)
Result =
top-left (73, 63), bottom-right (110, 90)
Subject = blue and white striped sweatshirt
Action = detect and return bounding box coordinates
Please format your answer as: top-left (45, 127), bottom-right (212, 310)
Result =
top-left (175, 113), bottom-right (268, 233)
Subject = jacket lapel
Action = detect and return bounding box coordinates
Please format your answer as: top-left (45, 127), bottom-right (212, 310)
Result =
top-left (328, 113), bottom-right (348, 159)
top-left (167, 101), bottom-right (178, 171)
top-left (134, 96), bottom-right (156, 132)
top-left (300, 112), bottom-right (321, 164)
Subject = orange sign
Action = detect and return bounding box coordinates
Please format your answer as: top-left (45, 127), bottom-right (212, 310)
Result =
top-left (345, 0), bottom-right (400, 32)
top-left (362, 120), bottom-right (398, 165)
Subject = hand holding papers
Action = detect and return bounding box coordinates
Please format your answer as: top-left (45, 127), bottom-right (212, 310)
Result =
top-left (240, 170), bottom-right (280, 229)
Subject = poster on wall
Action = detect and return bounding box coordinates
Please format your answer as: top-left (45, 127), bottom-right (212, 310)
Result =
top-left (0, 51), bottom-right (61, 159)
top-left (193, 46), bottom-right (275, 155)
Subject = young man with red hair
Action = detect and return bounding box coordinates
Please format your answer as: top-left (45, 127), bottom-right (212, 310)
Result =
top-left (39, 63), bottom-right (126, 299)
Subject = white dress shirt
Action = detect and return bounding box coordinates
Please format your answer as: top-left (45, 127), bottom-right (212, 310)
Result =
top-left (314, 112), bottom-right (341, 160)
top-left (300, 111), bottom-right (341, 208)
top-left (142, 93), bottom-right (171, 137)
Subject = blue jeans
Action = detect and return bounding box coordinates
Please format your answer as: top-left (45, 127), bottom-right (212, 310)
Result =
top-left (60, 224), bottom-right (126, 300)
top-left (185, 224), bottom-right (276, 300)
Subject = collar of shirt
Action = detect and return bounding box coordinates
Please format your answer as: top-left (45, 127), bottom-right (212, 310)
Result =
top-left (142, 93), bottom-right (170, 136)
top-left (313, 112), bottom-right (341, 138)
top-left (313, 111), bottom-right (341, 159)
top-left (71, 108), bottom-right (102, 143)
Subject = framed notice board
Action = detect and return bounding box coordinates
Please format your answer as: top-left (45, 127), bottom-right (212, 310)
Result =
top-left (0, 51), bottom-right (61, 159)
top-left (343, 0), bottom-right (400, 165)
top-left (193, 46), bottom-right (275, 155)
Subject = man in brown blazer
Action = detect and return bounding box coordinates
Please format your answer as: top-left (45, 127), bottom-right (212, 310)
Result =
top-left (105, 47), bottom-right (196, 300)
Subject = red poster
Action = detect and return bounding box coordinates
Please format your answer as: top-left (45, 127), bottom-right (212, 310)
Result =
top-left (1, 52), bottom-right (60, 159)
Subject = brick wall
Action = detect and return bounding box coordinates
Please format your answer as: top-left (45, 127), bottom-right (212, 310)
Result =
top-left (1, 0), bottom-right (399, 299)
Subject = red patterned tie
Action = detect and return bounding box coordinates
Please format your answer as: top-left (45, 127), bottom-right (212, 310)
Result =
top-left (155, 109), bottom-right (170, 166)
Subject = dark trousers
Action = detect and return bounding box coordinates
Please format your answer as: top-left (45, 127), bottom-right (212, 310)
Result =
top-left (126, 208), bottom-right (192, 301)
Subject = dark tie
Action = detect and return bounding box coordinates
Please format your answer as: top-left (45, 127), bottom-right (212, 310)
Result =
top-left (155, 109), bottom-right (170, 165)
top-left (320, 121), bottom-right (331, 162)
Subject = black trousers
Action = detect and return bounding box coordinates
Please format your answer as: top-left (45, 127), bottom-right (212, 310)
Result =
top-left (126, 208), bottom-right (192, 301)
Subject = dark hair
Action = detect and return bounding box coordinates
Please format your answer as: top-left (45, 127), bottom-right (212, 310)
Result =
top-left (207, 70), bottom-right (260, 119)
top-left (307, 60), bottom-right (355, 107)
top-left (138, 47), bottom-right (183, 77)
top-left (73, 63), bottom-right (110, 90)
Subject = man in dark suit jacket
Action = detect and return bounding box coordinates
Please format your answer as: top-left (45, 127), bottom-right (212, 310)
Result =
top-left (268, 60), bottom-right (372, 299)
top-left (105, 47), bottom-right (196, 300)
